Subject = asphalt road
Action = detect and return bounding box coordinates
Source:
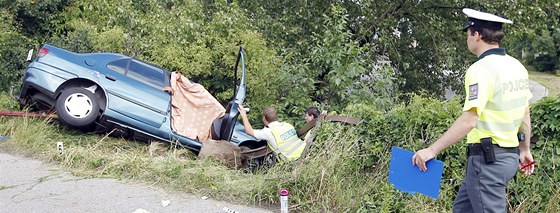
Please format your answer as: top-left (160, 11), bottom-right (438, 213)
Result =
top-left (528, 80), bottom-right (549, 104)
top-left (0, 147), bottom-right (273, 213)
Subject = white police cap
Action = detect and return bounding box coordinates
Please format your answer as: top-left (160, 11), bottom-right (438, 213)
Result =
top-left (462, 8), bottom-right (513, 32)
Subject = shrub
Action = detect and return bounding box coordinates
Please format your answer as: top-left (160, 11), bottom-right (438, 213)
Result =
top-left (0, 10), bottom-right (33, 92)
top-left (531, 95), bottom-right (560, 139)
top-left (532, 55), bottom-right (558, 72)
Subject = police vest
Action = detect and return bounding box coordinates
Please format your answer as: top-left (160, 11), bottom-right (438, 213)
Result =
top-left (269, 122), bottom-right (306, 161)
top-left (463, 50), bottom-right (532, 147)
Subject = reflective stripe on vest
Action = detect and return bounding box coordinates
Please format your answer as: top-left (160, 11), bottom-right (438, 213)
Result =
top-left (269, 122), bottom-right (305, 161)
top-left (476, 117), bottom-right (523, 132)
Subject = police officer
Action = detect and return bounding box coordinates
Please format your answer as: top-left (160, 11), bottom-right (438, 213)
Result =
top-left (238, 105), bottom-right (306, 162)
top-left (412, 8), bottom-right (535, 213)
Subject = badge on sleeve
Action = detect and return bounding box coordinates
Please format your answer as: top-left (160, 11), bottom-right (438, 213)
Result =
top-left (469, 83), bottom-right (478, 100)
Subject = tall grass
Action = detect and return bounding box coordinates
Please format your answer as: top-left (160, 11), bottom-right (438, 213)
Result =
top-left (255, 126), bottom-right (378, 211)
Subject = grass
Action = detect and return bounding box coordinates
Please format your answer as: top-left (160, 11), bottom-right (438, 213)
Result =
top-left (0, 185), bottom-right (15, 190)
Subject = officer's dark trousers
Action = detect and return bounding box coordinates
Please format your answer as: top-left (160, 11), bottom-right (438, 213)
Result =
top-left (452, 153), bottom-right (519, 213)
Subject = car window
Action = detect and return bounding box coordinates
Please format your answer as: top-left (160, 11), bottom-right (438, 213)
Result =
top-left (128, 60), bottom-right (165, 89)
top-left (106, 59), bottom-right (129, 75)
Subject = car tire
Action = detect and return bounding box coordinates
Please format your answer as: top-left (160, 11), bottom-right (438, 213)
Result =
top-left (56, 87), bottom-right (100, 129)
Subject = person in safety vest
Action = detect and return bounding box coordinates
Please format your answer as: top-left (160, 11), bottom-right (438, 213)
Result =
top-left (412, 8), bottom-right (534, 212)
top-left (238, 105), bottom-right (306, 162)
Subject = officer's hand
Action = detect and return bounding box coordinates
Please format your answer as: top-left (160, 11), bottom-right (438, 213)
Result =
top-left (412, 148), bottom-right (435, 172)
top-left (237, 105), bottom-right (247, 117)
top-left (519, 150), bottom-right (534, 175)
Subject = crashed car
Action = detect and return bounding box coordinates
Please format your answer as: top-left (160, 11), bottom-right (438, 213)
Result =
top-left (19, 44), bottom-right (263, 152)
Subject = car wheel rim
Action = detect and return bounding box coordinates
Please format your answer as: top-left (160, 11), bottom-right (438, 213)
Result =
top-left (64, 93), bottom-right (93, 118)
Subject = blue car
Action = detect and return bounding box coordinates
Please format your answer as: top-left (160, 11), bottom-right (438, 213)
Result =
top-left (19, 44), bottom-right (263, 152)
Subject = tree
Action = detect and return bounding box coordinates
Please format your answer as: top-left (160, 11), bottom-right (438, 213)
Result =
top-left (498, 0), bottom-right (560, 72)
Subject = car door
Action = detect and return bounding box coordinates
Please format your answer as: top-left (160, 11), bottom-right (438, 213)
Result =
top-left (211, 47), bottom-right (247, 141)
top-left (101, 58), bottom-right (170, 129)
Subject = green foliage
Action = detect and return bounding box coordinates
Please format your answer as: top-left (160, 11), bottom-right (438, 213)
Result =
top-left (533, 55), bottom-right (558, 72)
top-left (240, 0), bottom-right (473, 97)
top-left (4, 0), bottom-right (71, 38)
top-left (0, 9), bottom-right (35, 92)
top-left (2, 0), bottom-right (560, 112)
top-left (0, 92), bottom-right (19, 110)
top-left (524, 28), bottom-right (560, 72)
top-left (531, 95), bottom-right (560, 139)
top-left (506, 1), bottom-right (560, 72)
top-left (307, 5), bottom-right (394, 107)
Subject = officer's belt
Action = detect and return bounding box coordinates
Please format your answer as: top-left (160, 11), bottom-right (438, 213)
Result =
top-left (467, 144), bottom-right (518, 156)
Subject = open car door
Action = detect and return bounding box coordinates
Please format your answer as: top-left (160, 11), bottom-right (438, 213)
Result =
top-left (211, 47), bottom-right (247, 141)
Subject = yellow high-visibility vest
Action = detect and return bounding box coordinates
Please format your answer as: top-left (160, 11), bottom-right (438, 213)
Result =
top-left (463, 49), bottom-right (532, 147)
top-left (269, 122), bottom-right (306, 161)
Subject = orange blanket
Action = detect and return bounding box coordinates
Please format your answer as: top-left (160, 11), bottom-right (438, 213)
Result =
top-left (170, 72), bottom-right (225, 142)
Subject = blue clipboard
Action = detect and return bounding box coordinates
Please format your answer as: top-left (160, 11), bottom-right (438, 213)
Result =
top-left (388, 146), bottom-right (444, 199)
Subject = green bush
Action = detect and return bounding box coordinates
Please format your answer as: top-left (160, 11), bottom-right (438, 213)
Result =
top-left (532, 95), bottom-right (560, 139)
top-left (0, 10), bottom-right (34, 92)
top-left (532, 55), bottom-right (559, 72)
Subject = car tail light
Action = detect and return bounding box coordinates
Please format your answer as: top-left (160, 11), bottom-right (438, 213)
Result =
top-left (37, 48), bottom-right (49, 58)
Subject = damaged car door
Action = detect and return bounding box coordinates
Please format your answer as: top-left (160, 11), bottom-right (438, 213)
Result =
top-left (100, 58), bottom-right (171, 135)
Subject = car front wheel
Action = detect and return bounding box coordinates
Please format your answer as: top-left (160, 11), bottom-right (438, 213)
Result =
top-left (56, 87), bottom-right (100, 129)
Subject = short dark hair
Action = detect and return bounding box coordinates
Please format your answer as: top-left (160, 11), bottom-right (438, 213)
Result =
top-left (305, 107), bottom-right (319, 119)
top-left (263, 107), bottom-right (278, 122)
top-left (468, 26), bottom-right (504, 45)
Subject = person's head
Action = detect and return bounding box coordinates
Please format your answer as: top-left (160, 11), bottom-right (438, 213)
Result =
top-left (462, 8), bottom-right (511, 55)
top-left (467, 26), bottom-right (504, 45)
top-left (262, 107), bottom-right (278, 125)
top-left (466, 27), bottom-right (504, 55)
top-left (304, 107), bottom-right (319, 123)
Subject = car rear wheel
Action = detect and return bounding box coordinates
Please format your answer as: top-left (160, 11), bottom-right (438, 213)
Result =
top-left (56, 87), bottom-right (100, 129)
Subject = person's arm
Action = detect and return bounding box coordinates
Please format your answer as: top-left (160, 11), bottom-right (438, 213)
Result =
top-left (518, 106), bottom-right (534, 175)
top-left (412, 108), bottom-right (478, 171)
top-left (238, 105), bottom-right (255, 137)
